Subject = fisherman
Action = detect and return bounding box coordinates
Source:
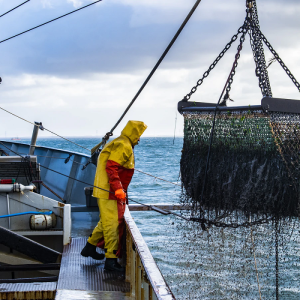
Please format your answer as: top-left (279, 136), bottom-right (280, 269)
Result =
top-left (81, 120), bottom-right (147, 272)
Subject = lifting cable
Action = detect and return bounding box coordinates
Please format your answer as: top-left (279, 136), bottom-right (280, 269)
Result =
top-left (92, 0), bottom-right (203, 155)
top-left (0, 0), bottom-right (201, 183)
top-left (183, 0), bottom-right (300, 228)
top-left (0, 141), bottom-right (189, 221)
top-left (0, 0), bottom-right (102, 45)
top-left (0, 0), bottom-right (30, 19)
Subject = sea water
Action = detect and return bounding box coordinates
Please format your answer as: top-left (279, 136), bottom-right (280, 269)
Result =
top-left (6, 137), bottom-right (300, 299)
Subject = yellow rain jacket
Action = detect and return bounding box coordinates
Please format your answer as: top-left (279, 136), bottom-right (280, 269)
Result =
top-left (88, 120), bottom-right (147, 258)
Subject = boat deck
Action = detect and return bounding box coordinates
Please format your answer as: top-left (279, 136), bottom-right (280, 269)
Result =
top-left (55, 237), bottom-right (131, 300)
top-left (0, 238), bottom-right (131, 300)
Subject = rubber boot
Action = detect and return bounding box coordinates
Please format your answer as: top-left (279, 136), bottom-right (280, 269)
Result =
top-left (81, 242), bottom-right (105, 260)
top-left (104, 258), bottom-right (125, 273)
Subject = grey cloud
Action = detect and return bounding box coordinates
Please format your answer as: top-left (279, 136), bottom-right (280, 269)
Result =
top-left (0, 0), bottom-right (298, 80)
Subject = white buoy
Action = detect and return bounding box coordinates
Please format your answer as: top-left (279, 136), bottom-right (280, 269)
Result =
top-left (30, 214), bottom-right (56, 230)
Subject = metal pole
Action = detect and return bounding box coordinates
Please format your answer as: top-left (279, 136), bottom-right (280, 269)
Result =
top-left (29, 122), bottom-right (43, 155)
top-left (6, 193), bottom-right (10, 229)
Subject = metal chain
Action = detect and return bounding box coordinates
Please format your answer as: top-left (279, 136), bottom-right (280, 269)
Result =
top-left (182, 24), bottom-right (247, 102)
top-left (248, 1), bottom-right (272, 97)
top-left (223, 24), bottom-right (249, 102)
top-left (258, 29), bottom-right (300, 93)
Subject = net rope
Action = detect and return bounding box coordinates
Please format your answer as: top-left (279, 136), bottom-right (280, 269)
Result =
top-left (181, 109), bottom-right (300, 221)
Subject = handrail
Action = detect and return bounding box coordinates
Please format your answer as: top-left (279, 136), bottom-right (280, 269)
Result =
top-left (124, 206), bottom-right (175, 299)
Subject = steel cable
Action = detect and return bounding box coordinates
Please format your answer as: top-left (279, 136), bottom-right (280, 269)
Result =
top-left (0, 106), bottom-right (91, 151)
top-left (0, 141), bottom-right (189, 221)
top-left (90, 0), bottom-right (203, 154)
top-left (0, 0), bottom-right (102, 45)
top-left (0, 1), bottom-right (30, 18)
top-left (0, 103), bottom-right (181, 186)
top-left (1, 141), bottom-right (273, 228)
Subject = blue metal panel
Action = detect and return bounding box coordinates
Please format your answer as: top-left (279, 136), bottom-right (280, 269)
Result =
top-left (0, 141), bottom-right (96, 205)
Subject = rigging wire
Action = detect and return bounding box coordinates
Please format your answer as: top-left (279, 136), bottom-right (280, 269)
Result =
top-left (0, 141), bottom-right (189, 221)
top-left (134, 169), bottom-right (181, 187)
top-left (11, 152), bottom-right (181, 187)
top-left (0, 106), bottom-right (90, 152)
top-left (0, 0), bottom-right (102, 45)
top-left (92, 0), bottom-right (203, 154)
top-left (0, 142), bottom-right (273, 228)
top-left (0, 106), bottom-right (181, 186)
top-left (0, 0), bottom-right (30, 18)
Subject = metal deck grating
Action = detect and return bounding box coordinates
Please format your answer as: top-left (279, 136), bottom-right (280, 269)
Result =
top-left (0, 282), bottom-right (57, 300)
top-left (55, 290), bottom-right (132, 300)
top-left (56, 237), bottom-right (130, 297)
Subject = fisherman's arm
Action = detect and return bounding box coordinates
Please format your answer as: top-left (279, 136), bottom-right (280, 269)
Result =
top-left (106, 141), bottom-right (131, 200)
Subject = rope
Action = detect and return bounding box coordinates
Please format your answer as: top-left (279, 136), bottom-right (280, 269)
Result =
top-left (0, 0), bottom-right (102, 45)
top-left (0, 106), bottom-right (34, 126)
top-left (0, 1), bottom-right (30, 18)
top-left (9, 151), bottom-right (181, 187)
top-left (0, 107), bottom-right (181, 188)
top-left (134, 169), bottom-right (181, 187)
top-left (92, 0), bottom-right (203, 155)
top-left (0, 106), bottom-right (90, 152)
top-left (42, 128), bottom-right (90, 152)
top-left (0, 141), bottom-right (190, 222)
top-left (41, 182), bottom-right (66, 203)
top-left (275, 216), bottom-right (279, 300)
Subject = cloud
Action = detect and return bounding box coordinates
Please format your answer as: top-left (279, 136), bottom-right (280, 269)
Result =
top-left (67, 0), bottom-right (83, 8)
top-left (0, 0), bottom-right (298, 78)
top-left (0, 0), bottom-right (299, 138)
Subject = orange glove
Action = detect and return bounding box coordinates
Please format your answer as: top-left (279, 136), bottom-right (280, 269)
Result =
top-left (115, 189), bottom-right (126, 201)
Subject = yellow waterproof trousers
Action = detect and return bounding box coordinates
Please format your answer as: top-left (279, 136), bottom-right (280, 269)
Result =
top-left (88, 198), bottom-right (125, 259)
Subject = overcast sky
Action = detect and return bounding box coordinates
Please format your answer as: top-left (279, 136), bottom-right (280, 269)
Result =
top-left (0, 0), bottom-right (299, 139)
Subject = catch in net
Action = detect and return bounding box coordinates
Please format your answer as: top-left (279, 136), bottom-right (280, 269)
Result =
top-left (174, 1), bottom-right (300, 298)
top-left (178, 0), bottom-right (300, 227)
top-left (179, 98), bottom-right (300, 224)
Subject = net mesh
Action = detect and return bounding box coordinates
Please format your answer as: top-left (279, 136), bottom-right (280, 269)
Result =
top-left (165, 216), bottom-right (300, 299)
top-left (173, 109), bottom-right (300, 299)
top-left (181, 109), bottom-right (300, 221)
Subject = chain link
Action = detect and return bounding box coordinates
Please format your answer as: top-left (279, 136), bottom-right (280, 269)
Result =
top-left (248, 1), bottom-right (272, 97)
top-left (223, 25), bottom-right (249, 102)
top-left (258, 30), bottom-right (300, 93)
top-left (182, 0), bottom-right (300, 102)
top-left (182, 24), bottom-right (247, 102)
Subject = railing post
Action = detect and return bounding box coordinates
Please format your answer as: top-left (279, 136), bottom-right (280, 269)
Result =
top-left (29, 122), bottom-right (44, 155)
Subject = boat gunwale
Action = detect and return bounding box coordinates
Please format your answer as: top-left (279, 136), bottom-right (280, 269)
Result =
top-left (124, 206), bottom-right (175, 300)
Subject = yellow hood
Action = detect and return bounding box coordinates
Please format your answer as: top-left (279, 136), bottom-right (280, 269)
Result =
top-left (121, 120), bottom-right (147, 146)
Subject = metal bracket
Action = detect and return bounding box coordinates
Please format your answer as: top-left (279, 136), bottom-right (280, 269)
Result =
top-left (261, 96), bottom-right (300, 114)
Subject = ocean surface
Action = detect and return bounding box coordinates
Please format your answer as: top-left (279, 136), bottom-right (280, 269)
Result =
top-left (4, 136), bottom-right (300, 299)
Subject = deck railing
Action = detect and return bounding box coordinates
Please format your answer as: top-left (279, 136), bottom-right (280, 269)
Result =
top-left (124, 207), bottom-right (175, 300)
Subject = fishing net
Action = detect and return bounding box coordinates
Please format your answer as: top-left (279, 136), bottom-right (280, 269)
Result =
top-left (165, 214), bottom-right (300, 300)
top-left (172, 106), bottom-right (300, 299)
top-left (180, 108), bottom-right (300, 222)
